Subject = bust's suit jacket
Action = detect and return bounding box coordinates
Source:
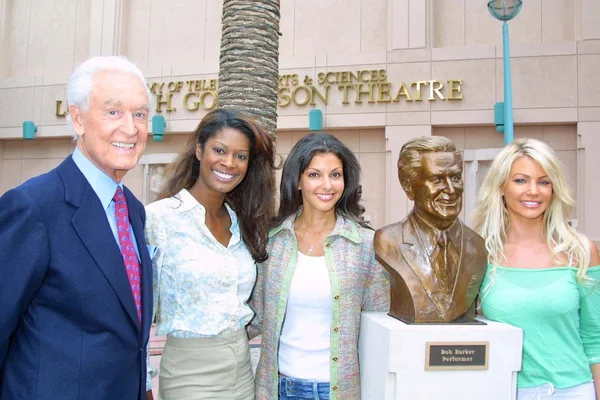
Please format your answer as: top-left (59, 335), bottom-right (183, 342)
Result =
top-left (0, 156), bottom-right (152, 400)
top-left (374, 213), bottom-right (486, 322)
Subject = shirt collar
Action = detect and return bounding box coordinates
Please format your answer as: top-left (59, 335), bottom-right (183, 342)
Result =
top-left (174, 188), bottom-right (239, 230)
top-left (411, 212), bottom-right (458, 255)
top-left (72, 148), bottom-right (120, 210)
top-left (269, 209), bottom-right (363, 244)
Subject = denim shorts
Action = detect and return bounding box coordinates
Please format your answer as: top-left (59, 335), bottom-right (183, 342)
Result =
top-left (278, 376), bottom-right (330, 400)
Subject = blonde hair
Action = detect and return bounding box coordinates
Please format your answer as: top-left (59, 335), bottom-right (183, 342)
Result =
top-left (472, 138), bottom-right (590, 281)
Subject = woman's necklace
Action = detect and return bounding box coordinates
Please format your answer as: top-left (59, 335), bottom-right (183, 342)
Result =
top-left (296, 223), bottom-right (335, 256)
top-left (300, 231), bottom-right (328, 256)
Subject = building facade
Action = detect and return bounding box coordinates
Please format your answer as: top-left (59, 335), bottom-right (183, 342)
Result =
top-left (1, 0), bottom-right (600, 242)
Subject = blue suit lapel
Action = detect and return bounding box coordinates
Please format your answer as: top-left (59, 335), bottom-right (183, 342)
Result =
top-left (58, 157), bottom-right (142, 331)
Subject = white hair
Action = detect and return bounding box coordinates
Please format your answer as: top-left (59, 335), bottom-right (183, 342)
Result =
top-left (66, 56), bottom-right (151, 140)
top-left (472, 138), bottom-right (591, 283)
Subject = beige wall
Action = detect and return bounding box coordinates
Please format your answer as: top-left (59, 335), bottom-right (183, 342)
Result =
top-left (0, 0), bottom-right (90, 79)
top-left (121, 0), bottom-right (223, 68)
top-left (434, 0), bottom-right (577, 48)
top-left (0, 1), bottom-right (598, 138)
top-left (2, 0), bottom-right (595, 78)
top-left (0, 138), bottom-right (74, 193)
top-left (1, 0), bottom-right (600, 239)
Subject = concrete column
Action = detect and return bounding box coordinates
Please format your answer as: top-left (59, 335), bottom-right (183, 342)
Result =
top-left (0, 0), bottom-right (9, 78)
top-left (408, 0), bottom-right (428, 48)
top-left (89, 0), bottom-right (124, 56)
top-left (384, 125), bottom-right (432, 225)
top-left (387, 0), bottom-right (428, 51)
top-left (577, 0), bottom-right (600, 40)
top-left (577, 123), bottom-right (600, 243)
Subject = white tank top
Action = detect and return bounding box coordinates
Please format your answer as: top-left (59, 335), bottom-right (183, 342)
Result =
top-left (278, 252), bottom-right (333, 381)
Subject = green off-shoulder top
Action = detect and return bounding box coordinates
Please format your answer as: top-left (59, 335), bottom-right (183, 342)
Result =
top-left (480, 265), bottom-right (600, 389)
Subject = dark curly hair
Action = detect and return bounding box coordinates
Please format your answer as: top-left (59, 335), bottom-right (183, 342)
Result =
top-left (159, 108), bottom-right (277, 262)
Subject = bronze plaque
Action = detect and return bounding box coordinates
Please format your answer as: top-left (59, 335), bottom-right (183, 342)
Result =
top-left (425, 341), bottom-right (489, 371)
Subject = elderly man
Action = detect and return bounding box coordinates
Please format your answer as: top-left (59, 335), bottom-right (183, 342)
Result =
top-left (374, 136), bottom-right (487, 323)
top-left (0, 57), bottom-right (153, 400)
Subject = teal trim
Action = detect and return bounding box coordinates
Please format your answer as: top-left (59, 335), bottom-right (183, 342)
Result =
top-left (268, 222), bottom-right (293, 238)
top-left (271, 233), bottom-right (299, 399)
top-left (324, 239), bottom-right (341, 400)
top-left (269, 213), bottom-right (362, 244)
top-left (502, 21), bottom-right (514, 145)
top-left (268, 225), bottom-right (283, 238)
top-left (340, 219), bottom-right (362, 244)
top-left (487, 0), bottom-right (522, 21)
top-left (309, 109), bottom-right (323, 131)
top-left (494, 102), bottom-right (505, 133)
top-left (22, 121), bottom-right (37, 140)
top-left (488, 0), bottom-right (522, 145)
top-left (152, 115), bottom-right (165, 141)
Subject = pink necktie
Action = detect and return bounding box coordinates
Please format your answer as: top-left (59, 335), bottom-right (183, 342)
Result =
top-left (113, 187), bottom-right (142, 323)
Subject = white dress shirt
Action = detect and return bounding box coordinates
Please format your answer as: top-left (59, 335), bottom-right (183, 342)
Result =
top-left (145, 189), bottom-right (256, 338)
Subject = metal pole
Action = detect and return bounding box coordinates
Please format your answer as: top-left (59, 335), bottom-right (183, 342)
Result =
top-left (502, 20), bottom-right (514, 145)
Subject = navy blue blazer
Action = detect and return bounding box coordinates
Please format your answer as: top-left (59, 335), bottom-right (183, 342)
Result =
top-left (0, 156), bottom-right (152, 400)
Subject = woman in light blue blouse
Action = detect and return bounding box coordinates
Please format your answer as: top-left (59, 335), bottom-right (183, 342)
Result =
top-left (144, 109), bottom-right (276, 400)
top-left (473, 138), bottom-right (600, 400)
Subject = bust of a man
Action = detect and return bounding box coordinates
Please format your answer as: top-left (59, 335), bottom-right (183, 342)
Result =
top-left (150, 165), bottom-right (166, 194)
top-left (374, 136), bottom-right (487, 323)
top-left (149, 165), bottom-right (167, 203)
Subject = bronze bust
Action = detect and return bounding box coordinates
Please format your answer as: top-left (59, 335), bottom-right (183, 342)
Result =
top-left (374, 136), bottom-right (487, 323)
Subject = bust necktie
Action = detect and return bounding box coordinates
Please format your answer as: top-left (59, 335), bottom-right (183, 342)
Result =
top-left (434, 230), bottom-right (458, 296)
top-left (113, 187), bottom-right (142, 323)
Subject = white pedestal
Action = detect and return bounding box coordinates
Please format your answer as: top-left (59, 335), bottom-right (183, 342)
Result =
top-left (359, 312), bottom-right (523, 400)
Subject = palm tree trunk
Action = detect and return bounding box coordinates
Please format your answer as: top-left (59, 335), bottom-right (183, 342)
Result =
top-left (218, 0), bottom-right (280, 139)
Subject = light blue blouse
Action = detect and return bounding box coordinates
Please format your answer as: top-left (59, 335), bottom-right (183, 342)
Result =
top-left (144, 189), bottom-right (256, 338)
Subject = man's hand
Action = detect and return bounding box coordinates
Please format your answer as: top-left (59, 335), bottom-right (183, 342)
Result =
top-left (146, 390), bottom-right (154, 400)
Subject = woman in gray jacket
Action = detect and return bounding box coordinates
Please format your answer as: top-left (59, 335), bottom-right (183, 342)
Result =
top-left (249, 133), bottom-right (390, 400)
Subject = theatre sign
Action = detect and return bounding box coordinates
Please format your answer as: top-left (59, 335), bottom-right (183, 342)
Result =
top-left (54, 68), bottom-right (463, 116)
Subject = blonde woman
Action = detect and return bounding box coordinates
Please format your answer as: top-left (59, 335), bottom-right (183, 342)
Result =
top-left (474, 138), bottom-right (600, 400)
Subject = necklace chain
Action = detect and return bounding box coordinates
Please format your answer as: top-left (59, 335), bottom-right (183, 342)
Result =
top-left (298, 227), bottom-right (332, 256)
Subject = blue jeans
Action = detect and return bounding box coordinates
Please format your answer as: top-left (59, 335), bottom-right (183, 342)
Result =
top-left (278, 376), bottom-right (330, 400)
